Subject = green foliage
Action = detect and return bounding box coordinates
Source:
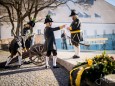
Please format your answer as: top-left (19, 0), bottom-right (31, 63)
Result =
top-left (75, 51), bottom-right (115, 82)
top-left (92, 52), bottom-right (115, 75)
top-left (32, 18), bottom-right (36, 22)
top-left (46, 15), bottom-right (51, 18)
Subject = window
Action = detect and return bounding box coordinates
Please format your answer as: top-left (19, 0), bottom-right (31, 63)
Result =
top-left (38, 29), bottom-right (41, 35)
top-left (103, 30), bottom-right (106, 35)
top-left (11, 30), bottom-right (14, 36)
top-left (84, 30), bottom-right (87, 36)
top-left (94, 13), bottom-right (101, 18)
top-left (112, 29), bottom-right (115, 35)
top-left (94, 30), bottom-right (97, 36)
top-left (78, 12), bottom-right (84, 18)
top-left (105, 0), bottom-right (115, 7)
top-left (83, 12), bottom-right (91, 18)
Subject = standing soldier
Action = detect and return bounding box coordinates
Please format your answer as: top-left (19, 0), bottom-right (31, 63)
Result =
top-left (22, 18), bottom-right (35, 50)
top-left (67, 10), bottom-right (83, 58)
top-left (27, 18), bottom-right (36, 46)
top-left (44, 15), bottom-right (65, 68)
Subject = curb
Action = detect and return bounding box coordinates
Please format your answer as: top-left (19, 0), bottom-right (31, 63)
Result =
top-left (57, 57), bottom-right (74, 71)
top-left (57, 57), bottom-right (115, 86)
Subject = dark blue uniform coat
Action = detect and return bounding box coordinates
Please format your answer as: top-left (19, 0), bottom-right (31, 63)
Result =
top-left (70, 18), bottom-right (83, 46)
top-left (44, 27), bottom-right (60, 51)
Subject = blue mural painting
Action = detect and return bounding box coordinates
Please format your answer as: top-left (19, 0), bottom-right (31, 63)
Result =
top-left (55, 34), bottom-right (115, 50)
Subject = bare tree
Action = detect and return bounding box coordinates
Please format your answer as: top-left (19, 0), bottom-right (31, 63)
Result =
top-left (0, 0), bottom-right (68, 36)
top-left (0, 0), bottom-right (96, 36)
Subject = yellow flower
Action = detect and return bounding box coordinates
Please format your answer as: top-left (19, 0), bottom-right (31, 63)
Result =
top-left (87, 59), bottom-right (93, 66)
top-left (96, 55), bottom-right (100, 58)
top-left (104, 60), bottom-right (108, 64)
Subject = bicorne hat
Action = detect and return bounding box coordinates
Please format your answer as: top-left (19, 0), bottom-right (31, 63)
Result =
top-left (69, 9), bottom-right (78, 17)
top-left (27, 19), bottom-right (36, 27)
top-left (44, 15), bottom-right (53, 24)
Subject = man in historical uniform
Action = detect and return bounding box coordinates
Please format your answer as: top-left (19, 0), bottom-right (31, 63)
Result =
top-left (28, 18), bottom-right (35, 27)
top-left (22, 18), bottom-right (35, 50)
top-left (67, 10), bottom-right (83, 58)
top-left (5, 36), bottom-right (24, 67)
top-left (44, 15), bottom-right (65, 68)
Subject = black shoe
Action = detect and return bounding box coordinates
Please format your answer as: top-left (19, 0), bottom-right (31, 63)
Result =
top-left (23, 61), bottom-right (32, 64)
top-left (45, 66), bottom-right (50, 69)
top-left (53, 66), bottom-right (59, 68)
top-left (17, 65), bottom-right (22, 68)
top-left (73, 55), bottom-right (80, 59)
top-left (5, 66), bottom-right (11, 69)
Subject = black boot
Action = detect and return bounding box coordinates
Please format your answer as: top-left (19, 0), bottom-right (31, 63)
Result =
top-left (53, 66), bottom-right (59, 68)
top-left (72, 55), bottom-right (80, 59)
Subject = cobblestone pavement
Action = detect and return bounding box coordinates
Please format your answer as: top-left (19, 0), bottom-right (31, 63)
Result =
top-left (0, 50), bottom-right (69, 86)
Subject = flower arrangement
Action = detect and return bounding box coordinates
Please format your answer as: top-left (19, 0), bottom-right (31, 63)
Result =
top-left (86, 51), bottom-right (115, 82)
top-left (69, 51), bottom-right (115, 86)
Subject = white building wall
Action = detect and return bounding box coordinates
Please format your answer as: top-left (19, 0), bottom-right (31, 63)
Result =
top-left (33, 22), bottom-right (115, 39)
top-left (81, 23), bottom-right (115, 36)
top-left (0, 22), bottom-right (115, 39)
top-left (1, 23), bottom-right (13, 39)
top-left (0, 0), bottom-right (115, 39)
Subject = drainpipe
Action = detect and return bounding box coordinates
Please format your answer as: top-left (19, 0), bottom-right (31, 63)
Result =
top-left (0, 23), bottom-right (3, 49)
top-left (0, 24), bottom-right (1, 39)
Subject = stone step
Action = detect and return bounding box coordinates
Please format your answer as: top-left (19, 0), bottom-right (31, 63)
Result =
top-left (57, 51), bottom-right (115, 86)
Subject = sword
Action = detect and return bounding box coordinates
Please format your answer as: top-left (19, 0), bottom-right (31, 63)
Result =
top-left (67, 36), bottom-right (90, 46)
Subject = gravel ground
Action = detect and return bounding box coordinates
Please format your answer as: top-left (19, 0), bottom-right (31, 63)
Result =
top-left (0, 50), bottom-right (10, 62)
top-left (0, 50), bottom-right (69, 86)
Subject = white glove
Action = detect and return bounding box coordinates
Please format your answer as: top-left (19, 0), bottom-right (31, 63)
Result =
top-left (17, 41), bottom-right (22, 47)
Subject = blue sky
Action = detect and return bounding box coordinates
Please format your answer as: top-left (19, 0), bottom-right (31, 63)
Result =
top-left (105, 0), bottom-right (115, 6)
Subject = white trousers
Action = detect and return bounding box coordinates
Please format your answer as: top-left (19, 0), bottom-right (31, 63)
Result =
top-left (5, 46), bottom-right (22, 66)
top-left (5, 55), bottom-right (22, 66)
top-left (5, 57), bottom-right (13, 66)
top-left (31, 35), bottom-right (35, 46)
top-left (45, 56), bottom-right (57, 66)
top-left (18, 56), bottom-right (22, 65)
top-left (74, 45), bottom-right (80, 56)
top-left (45, 56), bottom-right (49, 66)
top-left (53, 56), bottom-right (57, 66)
